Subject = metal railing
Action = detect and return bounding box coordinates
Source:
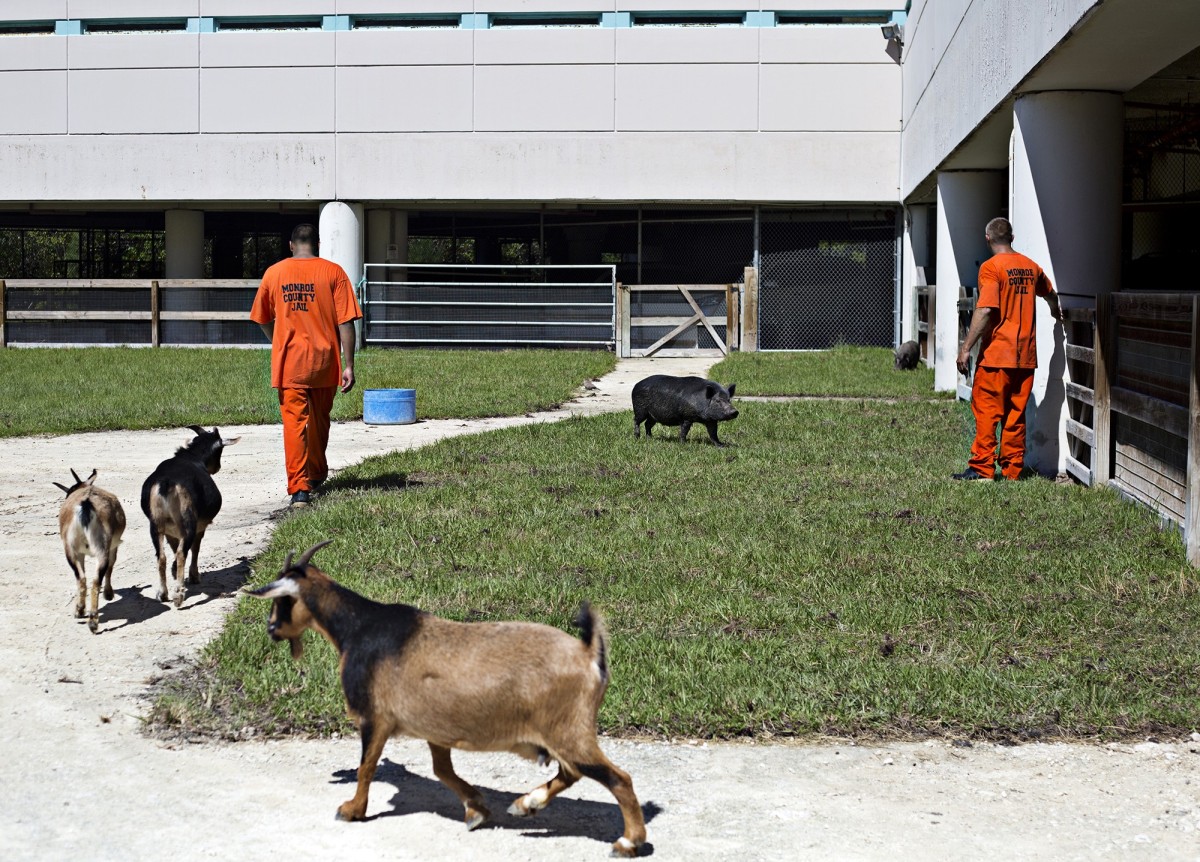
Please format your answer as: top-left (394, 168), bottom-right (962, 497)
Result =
top-left (360, 263), bottom-right (616, 349)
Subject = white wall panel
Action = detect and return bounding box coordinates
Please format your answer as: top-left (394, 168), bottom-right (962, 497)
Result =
top-left (69, 68), bottom-right (198, 133)
top-left (335, 131), bottom-right (899, 202)
top-left (760, 26), bottom-right (893, 65)
top-left (201, 0), bottom-right (332, 15)
top-left (200, 31), bottom-right (334, 67)
top-left (0, 1), bottom-right (66, 19)
top-left (334, 29), bottom-right (472, 66)
top-left (335, 0), bottom-right (462, 12)
top-left (475, 28), bottom-right (615, 65)
top-left (0, 35), bottom-right (67, 71)
top-left (616, 27), bottom-right (759, 64)
top-left (201, 67), bottom-right (333, 132)
top-left (337, 65), bottom-right (472, 131)
top-left (0, 133), bottom-right (335, 199)
top-left (617, 0), bottom-right (757, 10)
top-left (761, 64), bottom-right (899, 132)
top-left (0, 70), bottom-right (66, 133)
top-left (69, 33), bottom-right (198, 69)
top-left (68, 0), bottom-right (198, 17)
top-left (476, 0), bottom-right (616, 11)
top-left (476, 64), bottom-right (614, 131)
top-left (617, 63), bottom-right (756, 131)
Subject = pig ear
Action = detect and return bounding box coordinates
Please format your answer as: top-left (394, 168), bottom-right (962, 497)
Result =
top-left (248, 578), bottom-right (299, 599)
top-left (705, 384), bottom-right (716, 399)
top-left (727, 383), bottom-right (736, 398)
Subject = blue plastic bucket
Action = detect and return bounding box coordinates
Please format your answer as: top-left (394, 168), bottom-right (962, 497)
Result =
top-left (363, 388), bottom-right (416, 425)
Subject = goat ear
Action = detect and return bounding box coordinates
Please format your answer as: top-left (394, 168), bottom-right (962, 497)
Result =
top-left (221, 436), bottom-right (241, 447)
top-left (186, 425), bottom-right (206, 436)
top-left (52, 482), bottom-right (71, 494)
top-left (84, 469), bottom-right (97, 486)
top-left (247, 578), bottom-right (300, 599)
top-left (289, 637), bottom-right (305, 660)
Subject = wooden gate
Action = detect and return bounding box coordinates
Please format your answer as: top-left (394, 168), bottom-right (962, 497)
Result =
top-left (615, 282), bottom-right (739, 359)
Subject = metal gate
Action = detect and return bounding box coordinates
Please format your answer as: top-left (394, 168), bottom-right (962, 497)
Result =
top-left (361, 263), bottom-right (615, 349)
top-left (758, 210), bottom-right (899, 350)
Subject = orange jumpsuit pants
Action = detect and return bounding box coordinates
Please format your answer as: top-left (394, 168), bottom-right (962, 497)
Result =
top-left (278, 386), bottom-right (336, 495)
top-left (968, 366), bottom-right (1035, 481)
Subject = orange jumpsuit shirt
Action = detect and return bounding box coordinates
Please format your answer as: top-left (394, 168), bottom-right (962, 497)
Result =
top-left (249, 257), bottom-right (362, 388)
top-left (975, 252), bottom-right (1054, 369)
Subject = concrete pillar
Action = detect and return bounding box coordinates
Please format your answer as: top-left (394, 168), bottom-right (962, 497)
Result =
top-left (1011, 91), bottom-right (1123, 475)
top-left (319, 201), bottom-right (365, 344)
top-left (900, 204), bottom-right (931, 343)
top-left (164, 209), bottom-right (204, 278)
top-left (934, 171), bottom-right (1007, 392)
top-left (366, 209), bottom-right (408, 265)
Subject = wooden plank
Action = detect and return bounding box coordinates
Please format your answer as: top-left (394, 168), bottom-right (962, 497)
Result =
top-left (2, 279), bottom-right (152, 288)
top-left (626, 284), bottom-right (731, 292)
top-left (916, 322), bottom-right (929, 333)
top-left (1092, 293), bottom-right (1114, 484)
top-left (1064, 306), bottom-right (1095, 323)
top-left (1116, 446), bottom-right (1187, 499)
top-left (1065, 343), bottom-right (1094, 365)
top-left (1109, 476), bottom-right (1185, 525)
top-left (726, 284), bottom-right (739, 352)
top-left (678, 284), bottom-right (728, 354)
top-left (1065, 381), bottom-right (1094, 406)
top-left (1113, 292), bottom-right (1195, 322)
top-left (5, 310), bottom-right (152, 320)
top-left (1188, 295), bottom-right (1200, 566)
top-left (615, 283), bottom-right (629, 358)
top-left (741, 266), bottom-right (758, 353)
top-left (631, 316), bottom-right (706, 327)
top-left (0, 279), bottom-right (6, 348)
top-left (630, 348), bottom-right (725, 359)
top-left (1110, 385), bottom-right (1189, 439)
top-left (1116, 440), bottom-right (1186, 485)
top-left (158, 279), bottom-right (259, 288)
top-left (640, 313), bottom-right (702, 357)
top-left (159, 311), bottom-right (250, 321)
top-left (1064, 454), bottom-right (1092, 486)
top-left (1066, 417), bottom-right (1094, 448)
top-left (150, 280), bottom-right (160, 348)
top-left (1114, 458), bottom-right (1186, 522)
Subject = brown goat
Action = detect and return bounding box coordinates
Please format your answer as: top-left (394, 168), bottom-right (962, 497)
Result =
top-left (53, 469), bottom-right (126, 633)
top-left (249, 541), bottom-right (647, 858)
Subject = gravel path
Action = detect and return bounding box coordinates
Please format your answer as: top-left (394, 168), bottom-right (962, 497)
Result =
top-left (1, 358), bottom-right (1197, 861)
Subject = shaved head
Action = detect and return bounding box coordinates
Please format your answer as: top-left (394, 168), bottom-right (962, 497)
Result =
top-left (985, 217), bottom-right (1013, 244)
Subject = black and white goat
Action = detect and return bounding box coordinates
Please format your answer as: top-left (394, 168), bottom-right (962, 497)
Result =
top-left (53, 469), bottom-right (126, 633)
top-left (250, 541), bottom-right (648, 858)
top-left (140, 425), bottom-right (239, 608)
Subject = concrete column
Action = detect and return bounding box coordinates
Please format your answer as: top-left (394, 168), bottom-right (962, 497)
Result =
top-left (164, 209), bottom-right (204, 278)
top-left (319, 201), bottom-right (365, 345)
top-left (900, 203), bottom-right (931, 343)
top-left (934, 171), bottom-right (1007, 392)
top-left (1011, 91), bottom-right (1123, 475)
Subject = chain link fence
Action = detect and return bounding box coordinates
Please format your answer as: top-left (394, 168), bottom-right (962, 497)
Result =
top-left (758, 209), bottom-right (899, 350)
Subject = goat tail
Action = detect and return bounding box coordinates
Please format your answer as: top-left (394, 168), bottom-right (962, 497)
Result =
top-left (76, 498), bottom-right (94, 531)
top-left (574, 601), bottom-right (609, 686)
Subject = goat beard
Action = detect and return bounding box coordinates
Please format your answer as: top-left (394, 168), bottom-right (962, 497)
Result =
top-left (289, 637), bottom-right (305, 660)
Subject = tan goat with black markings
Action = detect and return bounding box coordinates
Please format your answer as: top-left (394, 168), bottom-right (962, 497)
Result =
top-left (53, 469), bottom-right (126, 634)
top-left (249, 540), bottom-right (648, 858)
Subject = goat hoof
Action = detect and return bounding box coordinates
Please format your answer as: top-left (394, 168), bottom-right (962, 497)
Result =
top-left (172, 592), bottom-right (185, 609)
top-left (611, 838), bottom-right (641, 858)
top-left (155, 590), bottom-right (168, 602)
top-left (465, 807), bottom-right (491, 831)
top-left (103, 586), bottom-right (114, 601)
top-left (188, 574), bottom-right (201, 586)
top-left (88, 617), bottom-right (99, 634)
top-left (74, 605), bottom-right (86, 619)
top-left (336, 804), bottom-right (365, 822)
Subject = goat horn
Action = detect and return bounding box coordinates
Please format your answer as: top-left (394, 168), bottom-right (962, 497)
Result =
top-left (294, 539), bottom-right (334, 571)
top-left (187, 425), bottom-right (206, 436)
top-left (70, 468), bottom-right (82, 484)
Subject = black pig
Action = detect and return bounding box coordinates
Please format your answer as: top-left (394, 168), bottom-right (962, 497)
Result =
top-left (894, 340), bottom-right (920, 370)
top-left (632, 375), bottom-right (738, 446)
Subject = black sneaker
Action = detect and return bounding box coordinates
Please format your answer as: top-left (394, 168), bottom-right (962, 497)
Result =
top-left (290, 490), bottom-right (312, 508)
top-left (951, 467), bottom-right (990, 481)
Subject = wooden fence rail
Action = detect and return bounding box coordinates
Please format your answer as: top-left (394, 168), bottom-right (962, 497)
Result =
top-left (0, 279), bottom-right (261, 348)
top-left (615, 282), bottom-right (737, 359)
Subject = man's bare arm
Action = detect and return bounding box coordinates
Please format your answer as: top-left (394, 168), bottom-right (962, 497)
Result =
top-left (338, 321), bottom-right (356, 393)
top-left (1043, 291), bottom-right (1064, 322)
top-left (957, 306), bottom-right (998, 375)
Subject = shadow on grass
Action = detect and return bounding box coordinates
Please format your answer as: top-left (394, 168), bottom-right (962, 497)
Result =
top-left (329, 757), bottom-right (661, 853)
top-left (321, 471), bottom-right (429, 495)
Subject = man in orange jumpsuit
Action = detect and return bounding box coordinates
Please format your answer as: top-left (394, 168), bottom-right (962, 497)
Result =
top-left (250, 223), bottom-right (362, 507)
top-left (954, 217), bottom-right (1063, 481)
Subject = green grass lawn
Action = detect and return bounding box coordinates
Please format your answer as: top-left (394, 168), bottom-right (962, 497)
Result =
top-left (152, 398), bottom-right (1200, 742)
top-left (0, 347), bottom-right (615, 437)
top-left (710, 345), bottom-right (947, 399)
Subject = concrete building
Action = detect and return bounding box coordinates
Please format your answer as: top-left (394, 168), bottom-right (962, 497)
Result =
top-left (2, 1), bottom-right (1200, 472)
